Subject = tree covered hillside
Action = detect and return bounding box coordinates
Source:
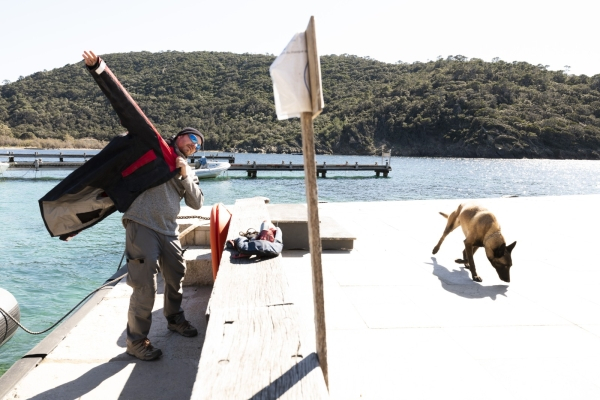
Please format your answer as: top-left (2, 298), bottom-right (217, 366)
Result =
top-left (1, 51), bottom-right (599, 158)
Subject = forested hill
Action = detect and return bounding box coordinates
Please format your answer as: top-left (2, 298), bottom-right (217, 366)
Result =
top-left (1, 51), bottom-right (600, 159)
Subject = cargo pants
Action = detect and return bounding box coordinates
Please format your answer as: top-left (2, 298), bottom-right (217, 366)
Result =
top-left (125, 221), bottom-right (187, 345)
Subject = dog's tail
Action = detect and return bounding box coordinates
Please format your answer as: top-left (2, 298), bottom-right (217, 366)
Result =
top-left (439, 212), bottom-right (448, 219)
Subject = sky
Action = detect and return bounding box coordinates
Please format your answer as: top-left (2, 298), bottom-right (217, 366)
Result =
top-left (1, 0), bottom-right (598, 84)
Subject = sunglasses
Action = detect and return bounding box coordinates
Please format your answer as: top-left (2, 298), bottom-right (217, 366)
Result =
top-left (188, 134), bottom-right (202, 152)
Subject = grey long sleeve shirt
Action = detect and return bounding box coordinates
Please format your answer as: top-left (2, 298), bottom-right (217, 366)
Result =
top-left (122, 165), bottom-right (203, 236)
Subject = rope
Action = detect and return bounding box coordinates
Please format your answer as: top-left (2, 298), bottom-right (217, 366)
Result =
top-left (10, 164), bottom-right (37, 179)
top-left (0, 214), bottom-right (206, 337)
top-left (0, 271), bottom-right (127, 336)
top-left (116, 250), bottom-right (126, 272)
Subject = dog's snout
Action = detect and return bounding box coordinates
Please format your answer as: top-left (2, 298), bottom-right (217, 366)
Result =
top-left (499, 270), bottom-right (510, 282)
top-left (494, 265), bottom-right (511, 283)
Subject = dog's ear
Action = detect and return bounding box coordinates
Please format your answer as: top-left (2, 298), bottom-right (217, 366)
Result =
top-left (507, 241), bottom-right (516, 252)
top-left (493, 243), bottom-right (506, 258)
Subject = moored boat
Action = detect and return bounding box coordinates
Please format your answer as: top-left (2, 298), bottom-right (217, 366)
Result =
top-left (193, 158), bottom-right (230, 179)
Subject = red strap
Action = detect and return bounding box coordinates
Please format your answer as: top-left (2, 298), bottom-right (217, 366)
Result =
top-left (121, 150), bottom-right (157, 177)
top-left (157, 135), bottom-right (177, 172)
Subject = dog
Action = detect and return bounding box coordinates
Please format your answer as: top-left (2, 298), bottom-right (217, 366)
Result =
top-left (432, 203), bottom-right (516, 282)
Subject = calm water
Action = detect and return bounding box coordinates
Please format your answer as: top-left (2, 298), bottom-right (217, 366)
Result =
top-left (2, 150), bottom-right (600, 375)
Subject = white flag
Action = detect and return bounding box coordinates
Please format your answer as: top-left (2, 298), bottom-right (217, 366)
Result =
top-left (269, 32), bottom-right (312, 120)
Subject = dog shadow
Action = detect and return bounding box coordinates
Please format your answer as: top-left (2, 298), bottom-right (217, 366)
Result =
top-left (426, 257), bottom-right (508, 300)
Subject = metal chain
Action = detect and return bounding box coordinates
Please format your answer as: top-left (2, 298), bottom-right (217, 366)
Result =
top-left (178, 215), bottom-right (210, 220)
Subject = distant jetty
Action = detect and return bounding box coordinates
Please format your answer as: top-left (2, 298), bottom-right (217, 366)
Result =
top-left (1, 151), bottom-right (392, 177)
top-left (230, 160), bottom-right (391, 177)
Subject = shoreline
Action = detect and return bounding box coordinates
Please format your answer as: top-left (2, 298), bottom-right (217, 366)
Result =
top-left (3, 146), bottom-right (600, 161)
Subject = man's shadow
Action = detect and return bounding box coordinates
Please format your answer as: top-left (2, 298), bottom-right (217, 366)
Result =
top-left (27, 276), bottom-right (212, 400)
top-left (426, 257), bottom-right (508, 300)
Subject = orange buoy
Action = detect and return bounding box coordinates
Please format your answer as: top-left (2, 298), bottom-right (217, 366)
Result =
top-left (210, 203), bottom-right (232, 280)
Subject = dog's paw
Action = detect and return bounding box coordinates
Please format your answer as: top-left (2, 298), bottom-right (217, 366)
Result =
top-left (432, 246), bottom-right (440, 254)
top-left (472, 275), bottom-right (483, 282)
top-left (454, 259), bottom-right (465, 264)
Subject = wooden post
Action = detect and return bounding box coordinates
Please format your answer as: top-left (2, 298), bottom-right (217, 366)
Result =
top-left (300, 113), bottom-right (328, 388)
top-left (302, 16), bottom-right (328, 388)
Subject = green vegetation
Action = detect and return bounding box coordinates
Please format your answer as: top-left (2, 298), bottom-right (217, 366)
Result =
top-left (1, 51), bottom-right (599, 158)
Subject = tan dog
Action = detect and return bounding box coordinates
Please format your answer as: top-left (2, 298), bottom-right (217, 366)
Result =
top-left (432, 203), bottom-right (516, 282)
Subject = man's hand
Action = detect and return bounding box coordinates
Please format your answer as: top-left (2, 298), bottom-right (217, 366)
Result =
top-left (176, 157), bottom-right (189, 179)
top-left (82, 51), bottom-right (98, 67)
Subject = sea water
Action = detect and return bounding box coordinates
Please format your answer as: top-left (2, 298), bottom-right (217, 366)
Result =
top-left (2, 150), bottom-right (600, 376)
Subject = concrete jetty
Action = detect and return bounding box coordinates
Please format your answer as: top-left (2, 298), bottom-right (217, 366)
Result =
top-left (2, 194), bottom-right (600, 399)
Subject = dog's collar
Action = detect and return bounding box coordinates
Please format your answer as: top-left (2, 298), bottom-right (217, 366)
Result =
top-left (483, 231), bottom-right (502, 245)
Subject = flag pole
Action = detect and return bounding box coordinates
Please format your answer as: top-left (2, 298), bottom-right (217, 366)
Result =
top-left (302, 16), bottom-right (328, 388)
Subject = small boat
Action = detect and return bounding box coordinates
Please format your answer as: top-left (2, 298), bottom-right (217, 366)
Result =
top-left (0, 161), bottom-right (8, 175)
top-left (193, 158), bottom-right (230, 179)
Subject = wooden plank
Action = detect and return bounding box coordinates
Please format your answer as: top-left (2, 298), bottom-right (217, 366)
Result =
top-left (207, 255), bottom-right (292, 311)
top-left (196, 197), bottom-right (328, 398)
top-left (206, 197), bottom-right (291, 315)
top-left (194, 306), bottom-right (328, 399)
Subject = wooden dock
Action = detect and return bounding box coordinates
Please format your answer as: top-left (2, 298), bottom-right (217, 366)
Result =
top-left (1, 151), bottom-right (235, 170)
top-left (7, 161), bottom-right (83, 170)
top-left (2, 152), bottom-right (96, 162)
top-left (230, 161), bottom-right (392, 177)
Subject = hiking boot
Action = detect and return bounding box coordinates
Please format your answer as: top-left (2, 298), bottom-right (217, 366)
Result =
top-left (126, 338), bottom-right (162, 361)
top-left (168, 319), bottom-right (198, 337)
